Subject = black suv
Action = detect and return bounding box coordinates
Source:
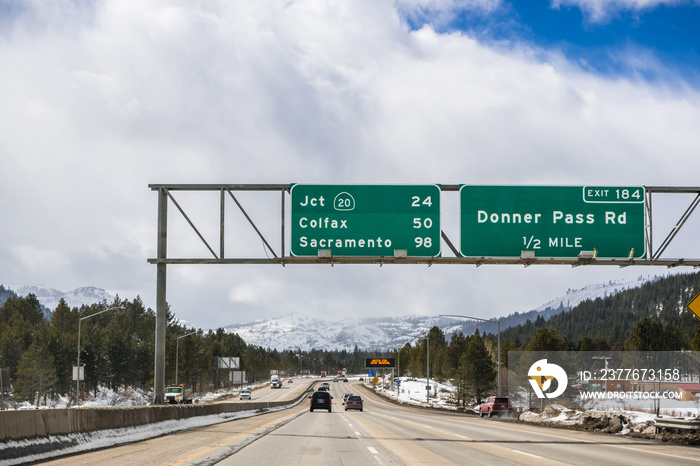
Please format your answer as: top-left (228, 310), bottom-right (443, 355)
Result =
top-left (309, 391), bottom-right (333, 412)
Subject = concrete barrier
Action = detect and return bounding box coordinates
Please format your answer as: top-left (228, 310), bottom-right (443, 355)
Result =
top-left (0, 401), bottom-right (295, 442)
top-left (0, 381), bottom-right (319, 442)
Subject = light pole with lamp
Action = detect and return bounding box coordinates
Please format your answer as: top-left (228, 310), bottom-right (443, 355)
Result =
top-left (76, 305), bottom-right (124, 404)
top-left (418, 331), bottom-right (430, 403)
top-left (392, 337), bottom-right (415, 399)
top-left (395, 341), bottom-right (409, 397)
top-left (176, 331), bottom-right (196, 386)
top-left (440, 314), bottom-right (502, 396)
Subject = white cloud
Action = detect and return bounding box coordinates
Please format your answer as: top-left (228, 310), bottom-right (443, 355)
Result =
top-left (0, 0), bottom-right (698, 328)
top-left (550, 0), bottom-right (695, 23)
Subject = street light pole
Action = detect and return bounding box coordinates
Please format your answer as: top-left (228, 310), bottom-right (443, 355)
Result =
top-left (76, 306), bottom-right (124, 404)
top-left (176, 332), bottom-right (196, 386)
top-left (427, 332), bottom-right (430, 403)
top-left (440, 314), bottom-right (502, 396)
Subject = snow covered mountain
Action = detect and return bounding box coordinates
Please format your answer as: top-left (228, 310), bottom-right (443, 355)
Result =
top-left (2, 284), bottom-right (116, 314)
top-left (224, 275), bottom-right (661, 351)
top-left (531, 275), bottom-right (660, 313)
top-left (3, 274), bottom-right (659, 351)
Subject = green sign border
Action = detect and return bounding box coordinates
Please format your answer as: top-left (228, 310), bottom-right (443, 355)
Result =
top-left (459, 185), bottom-right (646, 259)
top-left (290, 184), bottom-right (441, 258)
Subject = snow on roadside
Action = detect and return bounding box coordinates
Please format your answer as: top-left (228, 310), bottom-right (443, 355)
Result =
top-left (1, 390), bottom-right (306, 466)
top-left (518, 405), bottom-right (658, 436)
top-left (365, 375), bottom-right (676, 436)
top-left (371, 377), bottom-right (460, 411)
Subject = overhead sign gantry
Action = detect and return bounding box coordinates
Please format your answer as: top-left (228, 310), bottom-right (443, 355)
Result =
top-left (148, 183), bottom-right (700, 403)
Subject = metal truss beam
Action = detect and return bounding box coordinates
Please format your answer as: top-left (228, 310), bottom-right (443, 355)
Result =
top-left (148, 183), bottom-right (700, 267)
top-left (149, 183), bottom-right (700, 404)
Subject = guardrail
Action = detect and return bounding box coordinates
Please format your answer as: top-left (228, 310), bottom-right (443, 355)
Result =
top-left (655, 417), bottom-right (700, 433)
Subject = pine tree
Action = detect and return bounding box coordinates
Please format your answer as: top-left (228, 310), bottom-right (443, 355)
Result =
top-left (14, 343), bottom-right (58, 405)
top-left (460, 332), bottom-right (497, 403)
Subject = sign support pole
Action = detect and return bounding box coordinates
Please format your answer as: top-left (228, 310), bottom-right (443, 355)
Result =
top-left (154, 188), bottom-right (168, 404)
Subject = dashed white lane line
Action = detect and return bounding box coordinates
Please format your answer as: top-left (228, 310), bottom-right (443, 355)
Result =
top-left (355, 431), bottom-right (362, 436)
top-left (512, 449), bottom-right (543, 459)
top-left (367, 446), bottom-right (379, 454)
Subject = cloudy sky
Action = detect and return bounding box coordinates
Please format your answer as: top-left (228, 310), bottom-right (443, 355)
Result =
top-left (2, 0), bottom-right (699, 330)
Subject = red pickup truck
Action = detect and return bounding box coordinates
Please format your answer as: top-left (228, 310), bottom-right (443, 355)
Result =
top-left (479, 396), bottom-right (513, 418)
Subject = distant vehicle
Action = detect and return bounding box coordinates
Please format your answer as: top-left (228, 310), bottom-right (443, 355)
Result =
top-left (479, 396), bottom-right (513, 418)
top-left (359, 378), bottom-right (364, 382)
top-left (321, 382), bottom-right (330, 390)
top-left (288, 378), bottom-right (293, 383)
top-left (164, 385), bottom-right (193, 404)
top-left (240, 389), bottom-right (251, 400)
top-left (321, 371), bottom-right (326, 377)
top-left (317, 385), bottom-right (328, 392)
top-left (342, 393), bottom-right (353, 405)
top-left (345, 395), bottom-right (363, 411)
top-left (333, 377), bottom-right (339, 382)
top-left (309, 391), bottom-right (332, 412)
top-left (271, 374), bottom-right (282, 389)
top-left (343, 378), bottom-right (349, 382)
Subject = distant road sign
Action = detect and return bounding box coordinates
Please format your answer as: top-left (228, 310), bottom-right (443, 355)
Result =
top-left (291, 185), bottom-right (441, 257)
top-left (72, 366), bottom-right (84, 381)
top-left (687, 292), bottom-right (700, 321)
top-left (460, 186), bottom-right (645, 258)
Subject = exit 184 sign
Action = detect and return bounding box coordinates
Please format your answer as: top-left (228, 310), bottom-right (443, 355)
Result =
top-left (460, 186), bottom-right (646, 258)
top-left (291, 184), bottom-right (441, 257)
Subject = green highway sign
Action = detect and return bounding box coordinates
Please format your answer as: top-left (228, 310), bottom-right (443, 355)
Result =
top-left (460, 186), bottom-right (646, 258)
top-left (291, 184), bottom-right (441, 257)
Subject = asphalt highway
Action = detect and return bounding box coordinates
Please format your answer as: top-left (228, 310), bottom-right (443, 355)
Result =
top-left (39, 379), bottom-right (700, 465)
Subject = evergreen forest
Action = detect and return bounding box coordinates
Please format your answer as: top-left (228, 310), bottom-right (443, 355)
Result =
top-left (1, 271), bottom-right (699, 408)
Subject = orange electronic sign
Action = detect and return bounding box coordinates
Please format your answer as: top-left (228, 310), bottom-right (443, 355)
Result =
top-left (365, 358), bottom-right (396, 368)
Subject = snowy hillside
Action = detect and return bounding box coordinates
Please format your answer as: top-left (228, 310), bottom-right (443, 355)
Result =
top-left (2, 275), bottom-right (659, 351)
top-left (227, 314), bottom-right (465, 353)
top-left (531, 275), bottom-right (661, 313)
top-left (225, 275), bottom-right (660, 352)
top-left (3, 284), bottom-right (116, 313)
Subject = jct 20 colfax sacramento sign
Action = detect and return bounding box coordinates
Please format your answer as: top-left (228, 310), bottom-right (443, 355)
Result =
top-left (291, 184), bottom-right (441, 257)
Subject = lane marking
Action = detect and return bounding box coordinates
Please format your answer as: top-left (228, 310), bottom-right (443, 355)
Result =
top-left (375, 409), bottom-right (700, 463)
top-left (464, 419), bottom-right (700, 462)
top-left (512, 449), bottom-right (542, 459)
top-left (355, 431), bottom-right (362, 436)
top-left (167, 410), bottom-right (300, 466)
top-left (367, 446), bottom-right (379, 454)
top-left (367, 411), bottom-right (556, 464)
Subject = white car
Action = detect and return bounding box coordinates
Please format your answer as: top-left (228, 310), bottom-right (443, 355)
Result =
top-left (240, 389), bottom-right (252, 400)
top-left (288, 378), bottom-right (293, 383)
